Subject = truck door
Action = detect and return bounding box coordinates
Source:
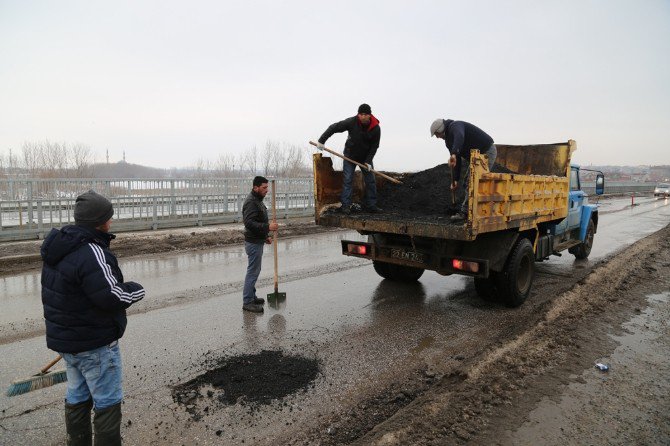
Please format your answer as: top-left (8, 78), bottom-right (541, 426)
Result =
top-left (568, 167), bottom-right (584, 229)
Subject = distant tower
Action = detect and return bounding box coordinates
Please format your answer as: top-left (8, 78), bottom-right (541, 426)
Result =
top-left (106, 149), bottom-right (109, 164)
top-left (123, 150), bottom-right (126, 162)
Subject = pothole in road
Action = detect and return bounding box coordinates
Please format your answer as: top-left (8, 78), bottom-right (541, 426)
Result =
top-left (172, 350), bottom-right (320, 419)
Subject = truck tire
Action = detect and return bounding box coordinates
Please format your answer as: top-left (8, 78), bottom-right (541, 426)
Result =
top-left (373, 261), bottom-right (424, 282)
top-left (496, 238), bottom-right (534, 307)
top-left (569, 219), bottom-right (594, 260)
top-left (474, 274), bottom-right (498, 301)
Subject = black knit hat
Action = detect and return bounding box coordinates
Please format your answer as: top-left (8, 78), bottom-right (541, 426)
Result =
top-left (74, 190), bottom-right (114, 227)
top-left (358, 103), bottom-right (372, 114)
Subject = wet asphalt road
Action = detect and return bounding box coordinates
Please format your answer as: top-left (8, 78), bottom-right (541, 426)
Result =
top-left (0, 196), bottom-right (668, 445)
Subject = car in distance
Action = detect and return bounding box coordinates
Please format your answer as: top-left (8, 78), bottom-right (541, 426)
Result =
top-left (654, 183), bottom-right (670, 198)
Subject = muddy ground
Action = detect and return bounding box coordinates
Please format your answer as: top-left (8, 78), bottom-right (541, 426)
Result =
top-left (275, 224), bottom-right (670, 445)
top-left (0, 217), bottom-right (342, 277)
top-left (2, 202), bottom-right (668, 445)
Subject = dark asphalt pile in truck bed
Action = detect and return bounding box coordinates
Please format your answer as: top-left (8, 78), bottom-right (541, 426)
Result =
top-left (172, 350), bottom-right (320, 418)
top-left (376, 163), bottom-right (514, 217)
top-left (377, 164), bottom-right (460, 216)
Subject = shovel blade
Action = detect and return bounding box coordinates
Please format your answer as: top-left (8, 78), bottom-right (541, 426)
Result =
top-left (267, 292), bottom-right (286, 309)
top-left (267, 292), bottom-right (286, 300)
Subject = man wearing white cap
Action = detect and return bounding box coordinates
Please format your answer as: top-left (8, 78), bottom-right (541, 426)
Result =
top-left (430, 119), bottom-right (497, 221)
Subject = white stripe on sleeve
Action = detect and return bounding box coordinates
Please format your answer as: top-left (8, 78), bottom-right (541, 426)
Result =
top-left (89, 244), bottom-right (145, 303)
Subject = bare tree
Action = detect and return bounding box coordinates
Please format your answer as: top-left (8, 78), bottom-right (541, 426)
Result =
top-left (21, 141), bottom-right (41, 176)
top-left (71, 143), bottom-right (92, 177)
top-left (262, 140), bottom-right (280, 176)
top-left (214, 152), bottom-right (236, 176)
top-left (38, 141), bottom-right (69, 178)
top-left (240, 145), bottom-right (258, 175)
top-left (272, 142), bottom-right (309, 177)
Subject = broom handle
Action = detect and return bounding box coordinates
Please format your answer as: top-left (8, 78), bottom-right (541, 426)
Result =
top-left (271, 180), bottom-right (279, 294)
top-left (309, 141), bottom-right (402, 185)
top-left (41, 355), bottom-right (62, 374)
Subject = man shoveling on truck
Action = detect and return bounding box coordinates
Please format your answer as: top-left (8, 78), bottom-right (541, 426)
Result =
top-left (430, 118), bottom-right (497, 221)
top-left (316, 103), bottom-right (382, 214)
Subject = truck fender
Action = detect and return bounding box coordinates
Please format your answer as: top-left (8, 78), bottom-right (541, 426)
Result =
top-left (579, 205), bottom-right (598, 241)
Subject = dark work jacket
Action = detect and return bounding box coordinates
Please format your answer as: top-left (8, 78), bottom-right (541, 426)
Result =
top-left (443, 119), bottom-right (494, 180)
top-left (318, 115), bottom-right (381, 164)
top-left (243, 190), bottom-right (270, 244)
top-left (41, 225), bottom-right (145, 353)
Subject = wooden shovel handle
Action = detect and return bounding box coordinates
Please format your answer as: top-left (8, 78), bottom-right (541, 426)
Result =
top-left (309, 141), bottom-right (402, 185)
top-left (271, 180), bottom-right (279, 293)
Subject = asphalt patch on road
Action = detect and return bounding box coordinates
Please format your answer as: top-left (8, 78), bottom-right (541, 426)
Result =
top-left (172, 350), bottom-right (320, 419)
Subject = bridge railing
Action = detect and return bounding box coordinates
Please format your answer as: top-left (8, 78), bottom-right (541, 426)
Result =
top-left (0, 178), bottom-right (314, 241)
top-left (0, 177), bottom-right (660, 241)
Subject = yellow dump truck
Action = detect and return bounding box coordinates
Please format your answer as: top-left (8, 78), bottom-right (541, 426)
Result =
top-left (312, 140), bottom-right (605, 306)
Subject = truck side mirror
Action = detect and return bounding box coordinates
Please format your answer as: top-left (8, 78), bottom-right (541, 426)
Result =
top-left (595, 174), bottom-right (605, 195)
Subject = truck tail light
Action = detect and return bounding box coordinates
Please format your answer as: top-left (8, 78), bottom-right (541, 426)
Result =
top-left (347, 244), bottom-right (368, 255)
top-left (452, 259), bottom-right (480, 273)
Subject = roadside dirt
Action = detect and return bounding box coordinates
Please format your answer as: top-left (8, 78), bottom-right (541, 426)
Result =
top-left (281, 224), bottom-right (670, 445)
top-left (0, 218), bottom-right (341, 277)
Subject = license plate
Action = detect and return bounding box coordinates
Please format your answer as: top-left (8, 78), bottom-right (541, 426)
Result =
top-left (390, 249), bottom-right (425, 263)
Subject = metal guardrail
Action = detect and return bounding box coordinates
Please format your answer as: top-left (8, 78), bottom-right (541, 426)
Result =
top-left (0, 178), bottom-right (659, 242)
top-left (0, 178), bottom-right (315, 241)
top-left (582, 182), bottom-right (656, 195)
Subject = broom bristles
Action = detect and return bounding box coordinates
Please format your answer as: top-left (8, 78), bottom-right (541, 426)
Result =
top-left (6, 369), bottom-right (68, 397)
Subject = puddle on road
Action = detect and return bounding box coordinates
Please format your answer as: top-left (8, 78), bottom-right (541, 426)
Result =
top-left (172, 350), bottom-right (320, 419)
top-left (409, 336), bottom-right (435, 355)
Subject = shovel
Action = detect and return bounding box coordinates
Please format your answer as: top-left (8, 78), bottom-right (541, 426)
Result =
top-left (267, 180), bottom-right (286, 303)
top-left (309, 141), bottom-right (402, 184)
top-left (450, 165), bottom-right (456, 205)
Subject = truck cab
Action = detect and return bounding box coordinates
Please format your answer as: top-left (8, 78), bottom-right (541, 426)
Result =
top-left (544, 165), bottom-right (603, 261)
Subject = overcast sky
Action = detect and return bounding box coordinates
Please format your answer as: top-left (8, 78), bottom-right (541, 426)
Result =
top-left (1, 0), bottom-right (669, 171)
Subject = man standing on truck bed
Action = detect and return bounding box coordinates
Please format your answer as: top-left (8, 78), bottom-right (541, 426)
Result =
top-left (317, 103), bottom-right (382, 214)
top-left (431, 118), bottom-right (497, 221)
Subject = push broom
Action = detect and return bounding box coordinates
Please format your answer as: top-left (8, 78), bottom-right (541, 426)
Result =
top-left (6, 355), bottom-right (67, 397)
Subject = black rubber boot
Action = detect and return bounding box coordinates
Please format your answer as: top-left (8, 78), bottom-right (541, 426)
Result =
top-left (93, 402), bottom-right (122, 446)
top-left (65, 399), bottom-right (93, 446)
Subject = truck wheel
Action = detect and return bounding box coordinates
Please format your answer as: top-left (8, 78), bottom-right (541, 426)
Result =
top-left (474, 273), bottom-right (498, 301)
top-left (569, 220), bottom-right (594, 260)
top-left (373, 261), bottom-right (424, 282)
top-left (496, 238), bottom-right (534, 307)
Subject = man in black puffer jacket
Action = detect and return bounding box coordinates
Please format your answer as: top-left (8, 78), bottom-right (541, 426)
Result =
top-left (41, 190), bottom-right (144, 445)
top-left (317, 103), bottom-right (382, 214)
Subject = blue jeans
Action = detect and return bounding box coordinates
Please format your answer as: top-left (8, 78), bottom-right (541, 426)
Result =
top-left (341, 160), bottom-right (377, 208)
top-left (243, 241), bottom-right (264, 304)
top-left (461, 144), bottom-right (497, 213)
top-left (60, 341), bottom-right (122, 410)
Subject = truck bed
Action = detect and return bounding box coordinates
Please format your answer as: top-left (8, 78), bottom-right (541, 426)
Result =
top-left (318, 207), bottom-right (469, 240)
top-left (313, 141), bottom-right (575, 241)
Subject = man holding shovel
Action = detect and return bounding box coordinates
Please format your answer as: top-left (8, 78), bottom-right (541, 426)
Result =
top-left (430, 118), bottom-right (497, 221)
top-left (242, 176), bottom-right (278, 313)
top-left (317, 103), bottom-right (382, 214)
